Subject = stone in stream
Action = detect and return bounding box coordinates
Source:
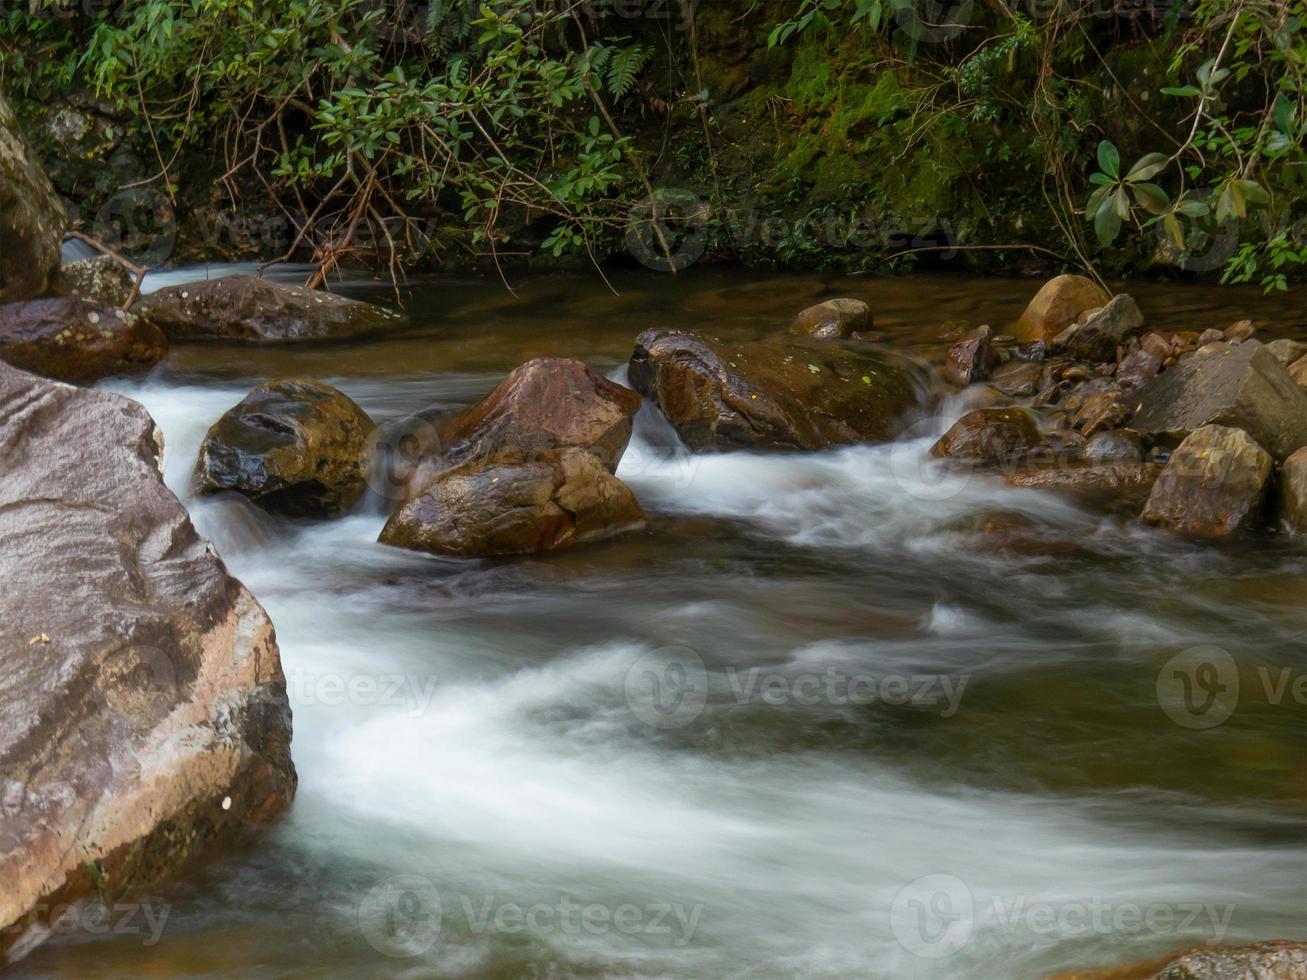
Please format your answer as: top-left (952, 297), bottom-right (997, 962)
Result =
top-left (944, 324), bottom-right (997, 386)
top-left (0, 361), bottom-right (296, 962)
top-left (1115, 346), bottom-right (1162, 390)
top-left (196, 379), bottom-right (376, 517)
top-left (380, 447), bottom-right (647, 558)
top-left (55, 254), bottom-right (136, 308)
top-left (1013, 274), bottom-right (1110, 344)
top-left (1141, 425), bottom-right (1273, 538)
top-left (988, 359), bottom-right (1044, 397)
top-left (0, 88), bottom-right (65, 303)
top-left (1290, 354), bottom-right (1307, 391)
top-left (787, 298), bottom-right (870, 339)
top-left (1051, 293), bottom-right (1144, 362)
top-left (135, 275), bottom-right (406, 343)
top-left (628, 328), bottom-right (925, 452)
top-left (1279, 447), bottom-right (1307, 535)
top-left (1006, 462), bottom-right (1162, 511)
top-left (1128, 341), bottom-right (1307, 460)
top-left (1050, 940), bottom-right (1307, 980)
top-left (1265, 338), bottom-right (1307, 366)
top-left (1083, 428), bottom-right (1143, 463)
top-left (0, 296), bottom-right (166, 383)
top-left (930, 408), bottom-right (1042, 467)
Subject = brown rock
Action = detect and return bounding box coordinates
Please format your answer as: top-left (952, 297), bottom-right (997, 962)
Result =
top-left (1129, 341), bottom-right (1307, 459)
top-left (1198, 328), bottom-right (1226, 346)
top-left (135, 275), bottom-right (406, 343)
top-left (1140, 332), bottom-right (1174, 361)
top-left (1141, 425), bottom-right (1273, 538)
top-left (1052, 294), bottom-right (1144, 362)
top-left (1006, 462), bottom-right (1162, 510)
top-left (1280, 447), bottom-right (1307, 534)
top-left (379, 448), bottom-right (646, 558)
top-left (629, 329), bottom-right (924, 452)
top-left (0, 89), bottom-right (65, 303)
top-left (1290, 355), bottom-right (1307, 390)
top-left (1084, 428), bottom-right (1143, 462)
top-left (1073, 390), bottom-right (1126, 437)
top-left (944, 324), bottom-right (996, 385)
top-left (0, 362), bottom-right (295, 961)
top-left (0, 297), bottom-right (166, 383)
top-left (788, 298), bottom-right (870, 339)
top-left (1116, 347), bottom-right (1163, 389)
top-left (930, 408), bottom-right (1042, 466)
top-left (1223, 319), bottom-right (1256, 343)
top-left (1265, 338), bottom-right (1307, 366)
top-left (1050, 940), bottom-right (1307, 980)
top-left (196, 379), bottom-right (376, 517)
top-left (54, 254), bottom-right (135, 308)
top-left (1014, 275), bottom-right (1111, 344)
top-left (989, 360), bottom-right (1044, 397)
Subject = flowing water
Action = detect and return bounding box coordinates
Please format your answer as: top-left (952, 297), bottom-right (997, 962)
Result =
top-left (14, 269), bottom-right (1307, 979)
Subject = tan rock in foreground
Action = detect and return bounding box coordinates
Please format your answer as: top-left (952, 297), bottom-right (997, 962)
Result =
top-left (1048, 939), bottom-right (1307, 979)
top-left (1141, 425), bottom-right (1272, 538)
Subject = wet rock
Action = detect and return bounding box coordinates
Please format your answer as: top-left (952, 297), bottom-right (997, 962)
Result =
top-left (1084, 428), bottom-right (1143, 462)
top-left (1006, 462), bottom-right (1162, 511)
top-left (1116, 347), bottom-right (1163, 389)
top-left (1014, 274), bottom-right (1111, 344)
top-left (1280, 448), bottom-right (1307, 535)
top-left (1128, 341), bottom-right (1307, 459)
top-left (1140, 332), bottom-right (1174, 361)
top-left (1198, 328), bottom-right (1226, 346)
top-left (1290, 355), bottom-right (1307, 391)
top-left (1052, 294), bottom-right (1144, 362)
top-left (0, 362), bottom-right (295, 961)
top-left (629, 329), bottom-right (924, 452)
top-left (945, 325), bottom-right (996, 385)
top-left (380, 447), bottom-right (646, 558)
top-left (136, 276), bottom-right (406, 343)
top-left (1053, 940), bottom-right (1307, 980)
top-left (0, 90), bottom-right (65, 303)
top-left (989, 359), bottom-right (1044, 397)
top-left (1263, 338), bottom-right (1307, 366)
top-left (1141, 425), bottom-right (1272, 538)
top-left (1072, 390), bottom-right (1127, 437)
top-left (0, 297), bottom-right (165, 383)
top-left (196, 379), bottom-right (376, 518)
top-left (1224, 319), bottom-right (1256, 343)
top-left (788, 298), bottom-right (870, 339)
top-left (55, 254), bottom-right (135, 308)
top-left (930, 408), bottom-right (1042, 466)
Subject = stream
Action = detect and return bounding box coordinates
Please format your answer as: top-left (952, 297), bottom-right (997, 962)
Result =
top-left (14, 268), bottom-right (1307, 980)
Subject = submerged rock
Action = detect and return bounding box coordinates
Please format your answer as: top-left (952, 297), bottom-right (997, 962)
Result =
top-left (0, 297), bottom-right (165, 383)
top-left (1141, 425), bottom-right (1272, 538)
top-left (1014, 274), bottom-right (1110, 344)
top-left (380, 447), bottom-right (646, 558)
top-left (136, 275), bottom-right (406, 343)
top-left (787, 298), bottom-right (870, 339)
top-left (1128, 341), bottom-right (1307, 459)
top-left (0, 362), bottom-right (295, 962)
top-left (930, 408), bottom-right (1042, 466)
top-left (0, 89), bottom-right (65, 303)
top-left (1279, 448), bottom-right (1307, 535)
top-left (629, 328), bottom-right (924, 452)
top-left (55, 254), bottom-right (135, 308)
top-left (196, 379), bottom-right (375, 517)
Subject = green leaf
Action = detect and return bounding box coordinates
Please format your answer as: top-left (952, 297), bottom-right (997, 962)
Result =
top-left (1126, 152), bottom-right (1169, 182)
top-left (1160, 85), bottom-right (1202, 97)
top-left (1237, 179), bottom-right (1270, 206)
top-left (1096, 140), bottom-right (1120, 179)
top-left (1131, 182), bottom-right (1170, 215)
top-left (1094, 199), bottom-right (1122, 246)
top-left (1089, 172), bottom-right (1113, 186)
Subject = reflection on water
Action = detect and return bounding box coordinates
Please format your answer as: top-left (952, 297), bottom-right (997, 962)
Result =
top-left (14, 270), bottom-right (1307, 980)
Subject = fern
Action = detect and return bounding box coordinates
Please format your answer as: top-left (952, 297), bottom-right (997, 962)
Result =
top-left (606, 44), bottom-right (650, 100)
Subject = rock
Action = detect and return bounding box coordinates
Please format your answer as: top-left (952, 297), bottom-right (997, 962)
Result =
top-left (1051, 940), bottom-right (1307, 980)
top-left (1128, 341), bottom-right (1307, 459)
top-left (1265, 338), bottom-right (1307, 366)
top-left (135, 276), bottom-right (406, 343)
top-left (1141, 425), bottom-right (1273, 538)
top-left (379, 448), bottom-right (646, 558)
top-left (1198, 328), bottom-right (1225, 346)
top-left (1014, 274), bottom-right (1110, 344)
top-left (989, 360), bottom-right (1044, 396)
top-left (945, 325), bottom-right (997, 385)
top-left (1224, 319), bottom-right (1256, 343)
top-left (1116, 347), bottom-right (1163, 389)
top-left (1140, 332), bottom-right (1174, 361)
top-left (788, 298), bottom-right (870, 339)
top-left (1006, 462), bottom-right (1162, 510)
top-left (1052, 294), bottom-right (1144, 362)
top-left (1072, 390), bottom-right (1127, 437)
top-left (1280, 447), bottom-right (1307, 534)
top-left (629, 329), bottom-right (924, 452)
top-left (1084, 428), bottom-right (1143, 462)
top-left (930, 408), bottom-right (1042, 466)
top-left (0, 297), bottom-right (166, 383)
top-left (1290, 355), bottom-right (1307, 390)
top-left (0, 362), bottom-right (295, 961)
top-left (196, 379), bottom-right (376, 517)
top-left (0, 89), bottom-right (65, 303)
top-left (55, 254), bottom-right (135, 308)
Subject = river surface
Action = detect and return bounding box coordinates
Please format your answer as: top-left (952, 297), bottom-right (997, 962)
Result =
top-left (14, 269), bottom-right (1307, 979)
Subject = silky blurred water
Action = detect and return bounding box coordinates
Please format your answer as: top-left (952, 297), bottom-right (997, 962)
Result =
top-left (14, 269), bottom-right (1307, 980)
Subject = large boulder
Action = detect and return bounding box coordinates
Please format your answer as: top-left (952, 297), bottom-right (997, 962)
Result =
top-left (1128, 341), bottom-right (1307, 459)
top-left (1013, 274), bottom-right (1110, 344)
top-left (55, 254), bottom-right (135, 308)
top-left (1006, 462), bottom-right (1161, 511)
top-left (788, 298), bottom-right (870, 339)
top-left (0, 362), bottom-right (295, 962)
top-left (1052, 940), bottom-right (1307, 980)
top-left (0, 89), bottom-right (65, 303)
top-left (1141, 425), bottom-right (1273, 538)
top-left (380, 448), bottom-right (646, 558)
top-left (135, 276), bottom-right (406, 343)
top-left (930, 408), bottom-right (1042, 466)
top-left (1052, 293), bottom-right (1144, 362)
top-left (628, 329), bottom-right (924, 452)
top-left (0, 297), bottom-right (166, 384)
top-left (1280, 447), bottom-right (1307, 534)
top-left (196, 379), bottom-right (375, 517)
